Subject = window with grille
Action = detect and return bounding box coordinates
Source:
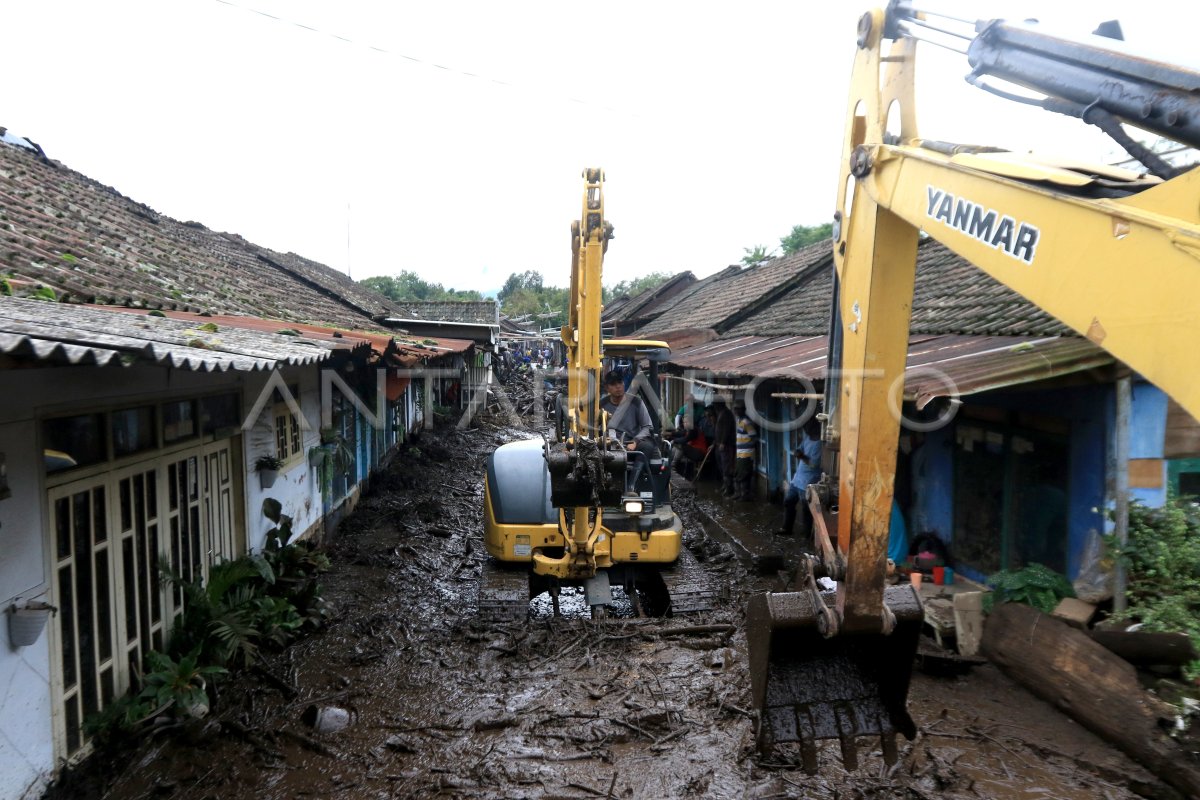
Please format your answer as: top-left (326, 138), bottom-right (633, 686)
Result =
top-left (272, 384), bottom-right (303, 463)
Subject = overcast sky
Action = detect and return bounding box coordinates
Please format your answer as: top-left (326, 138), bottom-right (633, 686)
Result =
top-left (2, 1), bottom-right (1191, 296)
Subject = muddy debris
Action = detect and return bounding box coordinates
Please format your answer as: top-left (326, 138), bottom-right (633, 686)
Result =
top-left (41, 383), bottom-right (1189, 800)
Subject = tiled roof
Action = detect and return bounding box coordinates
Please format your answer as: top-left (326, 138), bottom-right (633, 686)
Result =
top-left (602, 272), bottom-right (696, 324)
top-left (0, 139), bottom-right (399, 328)
top-left (725, 240), bottom-right (1069, 338)
top-left (386, 300), bottom-right (498, 325)
top-left (639, 243), bottom-right (830, 337)
top-left (601, 294), bottom-right (634, 321)
top-left (633, 265), bottom-right (738, 337)
top-left (910, 242), bottom-right (1068, 335)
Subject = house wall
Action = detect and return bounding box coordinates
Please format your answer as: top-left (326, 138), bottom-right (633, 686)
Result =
top-left (0, 363), bottom-right (245, 800)
top-left (466, 350), bottom-right (488, 412)
top-left (909, 423), bottom-right (955, 546)
top-left (916, 384), bottom-right (1108, 583)
top-left (1067, 389), bottom-right (1109, 579)
top-left (1126, 382), bottom-right (1169, 508)
top-left (239, 366), bottom-right (325, 551)
top-left (1, 356), bottom-right (413, 791)
top-left (0, 417), bottom-right (53, 800)
top-left (752, 386), bottom-right (790, 498)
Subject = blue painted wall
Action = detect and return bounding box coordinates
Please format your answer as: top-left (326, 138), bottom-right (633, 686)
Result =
top-left (1065, 387), bottom-right (1108, 580)
top-left (1130, 383), bottom-right (1168, 507)
top-left (915, 383), bottom-right (1109, 582)
top-left (752, 377), bottom-right (1169, 584)
top-left (910, 424), bottom-right (955, 547)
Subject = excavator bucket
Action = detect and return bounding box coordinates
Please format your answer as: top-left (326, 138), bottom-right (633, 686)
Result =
top-left (747, 584), bottom-right (922, 773)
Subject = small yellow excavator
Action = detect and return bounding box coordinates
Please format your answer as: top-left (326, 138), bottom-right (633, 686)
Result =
top-left (749, 3), bottom-right (1200, 773)
top-left (480, 169), bottom-right (716, 620)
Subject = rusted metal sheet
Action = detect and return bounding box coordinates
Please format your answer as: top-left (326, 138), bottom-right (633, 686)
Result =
top-left (107, 306), bottom-right (471, 366)
top-left (668, 333), bottom-right (1112, 401)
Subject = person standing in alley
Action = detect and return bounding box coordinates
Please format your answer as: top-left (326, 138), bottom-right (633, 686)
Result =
top-left (733, 399), bottom-right (758, 500)
top-left (713, 398), bottom-right (736, 497)
top-left (674, 393), bottom-right (703, 430)
top-left (779, 416), bottom-right (822, 539)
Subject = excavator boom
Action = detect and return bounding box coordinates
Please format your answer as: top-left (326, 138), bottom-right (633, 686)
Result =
top-left (750, 4), bottom-right (1200, 772)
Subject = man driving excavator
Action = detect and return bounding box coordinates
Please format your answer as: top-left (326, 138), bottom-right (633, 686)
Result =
top-left (600, 370), bottom-right (657, 489)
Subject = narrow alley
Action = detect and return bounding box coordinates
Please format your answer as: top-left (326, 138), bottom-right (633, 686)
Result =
top-left (43, 385), bottom-right (1175, 800)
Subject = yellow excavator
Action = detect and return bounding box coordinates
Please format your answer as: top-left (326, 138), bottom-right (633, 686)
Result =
top-left (749, 3), bottom-right (1200, 773)
top-left (480, 169), bottom-right (716, 620)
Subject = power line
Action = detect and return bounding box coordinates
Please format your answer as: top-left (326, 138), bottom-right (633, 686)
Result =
top-left (209, 0), bottom-right (637, 117)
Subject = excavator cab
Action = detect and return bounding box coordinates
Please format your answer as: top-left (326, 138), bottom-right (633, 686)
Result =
top-left (600, 339), bottom-right (673, 507)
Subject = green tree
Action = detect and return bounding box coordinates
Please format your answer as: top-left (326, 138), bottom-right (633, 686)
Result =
top-left (603, 271), bottom-right (674, 304)
top-left (359, 271), bottom-right (482, 302)
top-left (780, 222), bottom-right (833, 255)
top-left (1108, 498), bottom-right (1200, 678)
top-left (498, 270), bottom-right (545, 303)
top-left (741, 245), bottom-right (774, 266)
top-left (497, 271), bottom-right (569, 325)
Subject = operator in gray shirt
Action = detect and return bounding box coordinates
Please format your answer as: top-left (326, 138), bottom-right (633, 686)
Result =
top-left (600, 371), bottom-right (657, 491)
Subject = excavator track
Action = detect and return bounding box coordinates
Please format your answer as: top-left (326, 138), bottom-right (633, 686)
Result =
top-left (660, 544), bottom-right (725, 615)
top-left (477, 547), bottom-right (723, 623)
top-left (477, 558), bottom-right (532, 625)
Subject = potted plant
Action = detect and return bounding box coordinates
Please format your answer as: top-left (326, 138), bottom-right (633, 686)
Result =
top-left (7, 600), bottom-right (56, 647)
top-left (139, 650), bottom-right (226, 720)
top-left (254, 454), bottom-right (284, 489)
top-left (306, 443), bottom-right (324, 465)
top-left (312, 428), bottom-right (354, 501)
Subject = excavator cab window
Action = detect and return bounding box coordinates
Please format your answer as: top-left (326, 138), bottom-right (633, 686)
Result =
top-left (601, 340), bottom-right (674, 511)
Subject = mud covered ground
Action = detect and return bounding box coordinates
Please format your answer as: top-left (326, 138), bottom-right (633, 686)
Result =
top-left (45, 397), bottom-right (1186, 799)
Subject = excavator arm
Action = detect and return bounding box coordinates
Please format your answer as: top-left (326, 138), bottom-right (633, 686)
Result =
top-left (538, 169), bottom-right (624, 581)
top-left (833, 2), bottom-right (1200, 637)
top-left (751, 3), bottom-right (1200, 771)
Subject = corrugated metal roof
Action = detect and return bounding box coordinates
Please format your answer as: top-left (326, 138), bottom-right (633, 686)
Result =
top-left (668, 333), bottom-right (1113, 404)
top-left (0, 297), bottom-right (364, 372)
top-left (103, 307), bottom-right (471, 366)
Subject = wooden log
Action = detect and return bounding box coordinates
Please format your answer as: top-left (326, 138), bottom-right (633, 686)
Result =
top-left (952, 591), bottom-right (984, 657)
top-left (1089, 629), bottom-right (1200, 667)
top-left (982, 602), bottom-right (1200, 800)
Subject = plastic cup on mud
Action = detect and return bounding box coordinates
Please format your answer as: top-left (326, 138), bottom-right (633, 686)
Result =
top-left (910, 571), bottom-right (922, 589)
top-left (933, 566), bottom-right (945, 585)
top-left (303, 704), bottom-right (352, 734)
top-left (944, 567), bottom-right (955, 585)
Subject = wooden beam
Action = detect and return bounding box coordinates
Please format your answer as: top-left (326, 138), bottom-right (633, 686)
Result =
top-left (982, 603), bottom-right (1200, 799)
